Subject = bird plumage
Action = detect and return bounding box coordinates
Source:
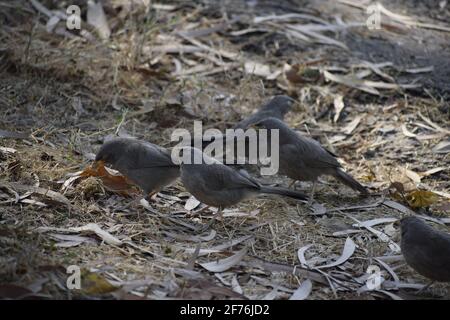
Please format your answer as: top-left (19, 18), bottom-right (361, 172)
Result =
top-left (401, 216), bottom-right (450, 282)
top-left (95, 137), bottom-right (180, 195)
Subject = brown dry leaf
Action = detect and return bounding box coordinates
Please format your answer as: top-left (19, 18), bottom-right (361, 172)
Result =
top-left (405, 190), bottom-right (440, 208)
top-left (81, 271), bottom-right (119, 295)
top-left (285, 64), bottom-right (322, 84)
top-left (80, 162), bottom-right (139, 196)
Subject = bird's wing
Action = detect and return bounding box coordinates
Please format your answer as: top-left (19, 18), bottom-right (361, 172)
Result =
top-left (404, 226), bottom-right (450, 272)
top-left (281, 138), bottom-right (340, 169)
top-left (234, 114), bottom-right (259, 130)
top-left (234, 111), bottom-right (283, 129)
top-left (197, 164), bottom-right (260, 191)
top-left (117, 141), bottom-right (176, 170)
top-left (426, 231), bottom-right (450, 268)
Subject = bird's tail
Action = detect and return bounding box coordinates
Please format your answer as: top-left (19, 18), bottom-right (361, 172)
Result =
top-left (259, 186), bottom-right (307, 201)
top-left (334, 168), bottom-right (368, 194)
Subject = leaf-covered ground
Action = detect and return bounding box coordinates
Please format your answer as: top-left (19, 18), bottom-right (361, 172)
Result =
top-left (0, 0), bottom-right (449, 300)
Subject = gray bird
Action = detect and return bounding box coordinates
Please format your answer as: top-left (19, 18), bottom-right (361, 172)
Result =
top-left (188, 95), bottom-right (295, 164)
top-left (177, 147), bottom-right (306, 228)
top-left (401, 216), bottom-right (450, 289)
top-left (233, 95), bottom-right (295, 130)
top-left (189, 95), bottom-right (295, 154)
top-left (95, 137), bottom-right (180, 196)
top-left (254, 117), bottom-right (367, 202)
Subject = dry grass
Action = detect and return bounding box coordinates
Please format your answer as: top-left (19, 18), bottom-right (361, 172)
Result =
top-left (0, 0), bottom-right (449, 300)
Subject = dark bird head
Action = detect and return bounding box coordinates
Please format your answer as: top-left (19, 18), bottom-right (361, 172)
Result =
top-left (95, 138), bottom-right (130, 165)
top-left (400, 216), bottom-right (425, 237)
top-left (260, 95), bottom-right (296, 115)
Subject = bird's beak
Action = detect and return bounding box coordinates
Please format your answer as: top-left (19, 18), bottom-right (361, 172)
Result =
top-left (287, 97), bottom-right (296, 106)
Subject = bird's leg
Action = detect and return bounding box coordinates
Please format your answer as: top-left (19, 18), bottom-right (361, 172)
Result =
top-left (308, 181), bottom-right (317, 205)
top-left (416, 281), bottom-right (434, 295)
top-left (201, 208), bottom-right (223, 232)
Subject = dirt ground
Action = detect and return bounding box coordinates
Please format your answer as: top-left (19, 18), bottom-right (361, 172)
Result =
top-left (0, 0), bottom-right (449, 300)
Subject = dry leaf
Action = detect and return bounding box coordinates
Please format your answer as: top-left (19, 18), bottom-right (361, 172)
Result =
top-left (71, 223), bottom-right (123, 246)
top-left (182, 235), bottom-right (253, 256)
top-left (297, 244), bottom-right (314, 268)
top-left (244, 61), bottom-right (272, 77)
top-left (5, 182), bottom-right (71, 206)
top-left (383, 199), bottom-right (415, 215)
top-left (404, 168), bottom-right (421, 184)
top-left (87, 0), bottom-right (111, 40)
top-left (81, 162), bottom-right (139, 196)
top-left (406, 190), bottom-right (440, 208)
top-left (401, 124), bottom-right (417, 138)
top-left (324, 70), bottom-right (380, 95)
top-left (185, 196), bottom-right (201, 211)
top-left (333, 95), bottom-right (345, 122)
top-left (421, 167), bottom-right (446, 177)
top-left (316, 237), bottom-right (356, 269)
top-left (231, 275), bottom-right (243, 294)
top-left (289, 279), bottom-right (312, 300)
top-left (343, 116), bottom-right (362, 135)
top-left (0, 147), bottom-right (17, 154)
top-left (433, 140), bottom-right (450, 154)
top-left (352, 218), bottom-right (398, 228)
top-left (199, 248), bottom-right (247, 273)
top-left (49, 233), bottom-right (95, 248)
top-left (82, 271), bottom-right (118, 295)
